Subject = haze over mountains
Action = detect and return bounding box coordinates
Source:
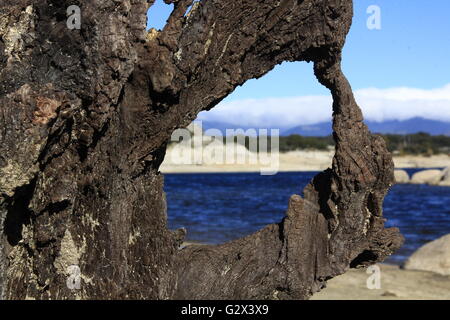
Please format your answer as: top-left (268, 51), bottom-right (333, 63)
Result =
top-left (198, 117), bottom-right (450, 137)
top-left (284, 117), bottom-right (450, 136)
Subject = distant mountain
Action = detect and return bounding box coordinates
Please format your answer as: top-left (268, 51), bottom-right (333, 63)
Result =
top-left (198, 121), bottom-right (282, 136)
top-left (367, 118), bottom-right (450, 136)
top-left (283, 122), bottom-right (332, 136)
top-left (283, 117), bottom-right (450, 137)
top-left (196, 117), bottom-right (450, 137)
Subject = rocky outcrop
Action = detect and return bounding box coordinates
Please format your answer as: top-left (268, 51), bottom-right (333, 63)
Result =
top-left (0, 0), bottom-right (402, 300)
top-left (404, 234), bottom-right (450, 276)
top-left (395, 167), bottom-right (450, 186)
top-left (394, 170), bottom-right (410, 184)
top-left (440, 167), bottom-right (450, 186)
top-left (411, 170), bottom-right (444, 185)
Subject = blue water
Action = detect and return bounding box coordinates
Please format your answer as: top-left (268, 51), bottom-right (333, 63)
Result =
top-left (165, 169), bottom-right (450, 265)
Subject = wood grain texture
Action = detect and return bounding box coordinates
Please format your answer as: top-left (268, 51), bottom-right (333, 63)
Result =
top-left (0, 0), bottom-right (403, 299)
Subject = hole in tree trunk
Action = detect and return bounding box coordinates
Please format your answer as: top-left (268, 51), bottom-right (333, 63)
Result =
top-left (163, 62), bottom-right (334, 245)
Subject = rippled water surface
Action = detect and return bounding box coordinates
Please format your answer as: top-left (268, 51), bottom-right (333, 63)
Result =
top-left (165, 169), bottom-right (450, 265)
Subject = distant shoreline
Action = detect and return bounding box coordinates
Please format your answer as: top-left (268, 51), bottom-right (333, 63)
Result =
top-left (161, 151), bottom-right (450, 174)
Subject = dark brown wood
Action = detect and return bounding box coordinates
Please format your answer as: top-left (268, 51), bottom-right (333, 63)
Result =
top-left (0, 0), bottom-right (403, 300)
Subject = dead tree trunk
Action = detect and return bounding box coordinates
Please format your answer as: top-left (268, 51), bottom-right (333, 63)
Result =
top-left (0, 0), bottom-right (403, 300)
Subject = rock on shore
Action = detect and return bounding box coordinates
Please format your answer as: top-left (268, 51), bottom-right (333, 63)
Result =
top-left (406, 167), bottom-right (450, 186)
top-left (394, 170), bottom-right (410, 184)
top-left (404, 234), bottom-right (450, 276)
top-left (440, 167), bottom-right (450, 186)
top-left (411, 169), bottom-right (444, 185)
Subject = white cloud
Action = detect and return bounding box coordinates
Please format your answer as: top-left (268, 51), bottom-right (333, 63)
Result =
top-left (197, 84), bottom-right (450, 128)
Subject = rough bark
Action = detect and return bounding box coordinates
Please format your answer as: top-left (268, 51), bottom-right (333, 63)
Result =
top-left (0, 0), bottom-right (403, 300)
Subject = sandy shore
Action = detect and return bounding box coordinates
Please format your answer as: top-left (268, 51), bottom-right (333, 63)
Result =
top-left (161, 149), bottom-right (450, 173)
top-left (312, 264), bottom-right (450, 300)
top-left (393, 154), bottom-right (450, 169)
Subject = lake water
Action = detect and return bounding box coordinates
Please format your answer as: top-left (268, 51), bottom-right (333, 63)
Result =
top-left (165, 169), bottom-right (450, 265)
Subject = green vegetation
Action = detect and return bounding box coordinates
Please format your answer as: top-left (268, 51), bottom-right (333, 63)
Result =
top-left (237, 132), bottom-right (450, 155)
top-left (382, 133), bottom-right (450, 156)
top-left (278, 135), bottom-right (334, 152)
top-left (223, 134), bottom-right (335, 152)
top-left (171, 131), bottom-right (450, 156)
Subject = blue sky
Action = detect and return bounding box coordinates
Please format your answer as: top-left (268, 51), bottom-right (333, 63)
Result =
top-left (147, 0), bottom-right (450, 127)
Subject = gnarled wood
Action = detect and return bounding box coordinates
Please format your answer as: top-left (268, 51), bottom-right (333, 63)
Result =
top-left (0, 0), bottom-right (403, 300)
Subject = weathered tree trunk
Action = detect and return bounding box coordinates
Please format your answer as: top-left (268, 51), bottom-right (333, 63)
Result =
top-left (0, 0), bottom-right (403, 300)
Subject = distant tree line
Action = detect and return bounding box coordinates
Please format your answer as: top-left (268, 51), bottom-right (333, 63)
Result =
top-left (234, 132), bottom-right (450, 155)
top-left (382, 133), bottom-right (450, 156)
top-left (170, 131), bottom-right (450, 155)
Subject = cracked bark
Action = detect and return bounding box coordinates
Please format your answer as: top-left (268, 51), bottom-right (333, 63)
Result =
top-left (0, 0), bottom-right (403, 300)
